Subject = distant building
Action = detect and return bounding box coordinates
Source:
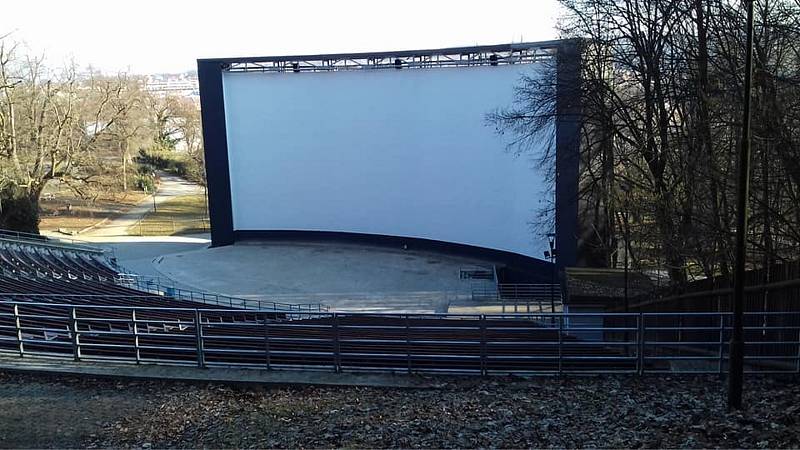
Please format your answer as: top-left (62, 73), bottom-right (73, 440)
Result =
top-left (145, 72), bottom-right (199, 100)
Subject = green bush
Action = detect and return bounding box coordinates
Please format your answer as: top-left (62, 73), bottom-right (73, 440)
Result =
top-left (137, 163), bottom-right (155, 176)
top-left (134, 174), bottom-right (156, 192)
top-left (137, 146), bottom-right (204, 184)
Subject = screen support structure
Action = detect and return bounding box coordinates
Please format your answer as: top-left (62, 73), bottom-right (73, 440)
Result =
top-left (198, 40), bottom-right (582, 268)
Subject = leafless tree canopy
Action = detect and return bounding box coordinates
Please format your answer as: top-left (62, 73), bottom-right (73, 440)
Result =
top-left (0, 38), bottom-right (204, 232)
top-left (489, 0), bottom-right (800, 286)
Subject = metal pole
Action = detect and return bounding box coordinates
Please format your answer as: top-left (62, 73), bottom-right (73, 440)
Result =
top-left (637, 313), bottom-right (645, 375)
top-left (480, 315), bottom-right (487, 376)
top-left (551, 258), bottom-right (556, 314)
top-left (729, 0), bottom-right (755, 411)
top-left (624, 207), bottom-right (630, 312)
top-left (333, 313), bottom-right (341, 373)
top-left (719, 314), bottom-right (725, 375)
top-left (70, 307), bottom-right (80, 362)
top-left (13, 304), bottom-right (24, 357)
top-left (194, 310), bottom-right (205, 368)
top-left (619, 182), bottom-right (631, 312)
top-left (558, 315), bottom-right (563, 375)
top-left (548, 234), bottom-right (556, 314)
top-left (132, 309), bottom-right (141, 364)
top-left (405, 314), bottom-right (412, 374)
top-left (264, 313), bottom-right (271, 370)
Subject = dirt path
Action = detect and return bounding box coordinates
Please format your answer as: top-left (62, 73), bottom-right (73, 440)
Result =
top-left (82, 172), bottom-right (204, 238)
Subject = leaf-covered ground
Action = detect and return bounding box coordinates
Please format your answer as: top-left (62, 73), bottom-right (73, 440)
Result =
top-left (1, 371), bottom-right (798, 448)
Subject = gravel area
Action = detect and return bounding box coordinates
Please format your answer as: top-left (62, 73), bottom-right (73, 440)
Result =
top-left (0, 370), bottom-right (798, 448)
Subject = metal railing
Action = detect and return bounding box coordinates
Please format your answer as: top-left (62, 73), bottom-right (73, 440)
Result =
top-left (0, 303), bottom-right (797, 376)
top-left (472, 283), bottom-right (563, 313)
top-left (118, 274), bottom-right (328, 313)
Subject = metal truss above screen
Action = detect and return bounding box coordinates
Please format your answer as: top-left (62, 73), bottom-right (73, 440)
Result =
top-left (212, 41), bottom-right (559, 73)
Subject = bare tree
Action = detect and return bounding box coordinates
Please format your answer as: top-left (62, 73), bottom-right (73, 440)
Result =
top-left (489, 0), bottom-right (800, 286)
top-left (0, 38), bottom-right (133, 232)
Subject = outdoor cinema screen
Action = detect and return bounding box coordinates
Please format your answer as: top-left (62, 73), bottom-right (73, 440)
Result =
top-left (220, 60), bottom-right (552, 258)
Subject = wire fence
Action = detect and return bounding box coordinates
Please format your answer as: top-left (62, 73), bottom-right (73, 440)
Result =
top-left (1, 303), bottom-right (797, 376)
top-left (130, 218), bottom-right (210, 237)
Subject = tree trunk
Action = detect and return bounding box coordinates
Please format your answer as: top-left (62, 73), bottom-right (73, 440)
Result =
top-left (0, 187), bottom-right (41, 234)
top-left (122, 140), bottom-right (129, 192)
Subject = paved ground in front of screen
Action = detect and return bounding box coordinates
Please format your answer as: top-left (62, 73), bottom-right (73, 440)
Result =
top-left (154, 240), bottom-right (500, 313)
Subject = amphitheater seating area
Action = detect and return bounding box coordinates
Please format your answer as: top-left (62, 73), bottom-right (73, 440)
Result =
top-left (0, 233), bottom-right (241, 310)
top-left (0, 230), bottom-right (643, 374)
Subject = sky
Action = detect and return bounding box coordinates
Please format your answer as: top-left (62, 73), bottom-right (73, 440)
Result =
top-left (0, 0), bottom-right (562, 75)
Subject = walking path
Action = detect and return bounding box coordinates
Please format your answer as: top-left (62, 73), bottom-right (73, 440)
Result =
top-left (82, 172), bottom-right (204, 238)
top-left (41, 173), bottom-right (211, 291)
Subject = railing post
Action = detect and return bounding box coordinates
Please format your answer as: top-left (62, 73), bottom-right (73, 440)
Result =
top-left (194, 309), bottom-right (205, 368)
top-left (796, 318), bottom-right (800, 374)
top-left (480, 315), bottom-right (487, 376)
top-left (264, 313), bottom-right (271, 370)
top-left (13, 304), bottom-right (24, 357)
top-left (405, 314), bottom-right (412, 375)
top-left (333, 313), bottom-right (341, 373)
top-left (70, 307), bottom-right (80, 362)
top-left (637, 313), bottom-right (645, 375)
top-left (558, 315), bottom-right (563, 375)
top-left (719, 314), bottom-right (725, 375)
top-left (132, 309), bottom-right (141, 364)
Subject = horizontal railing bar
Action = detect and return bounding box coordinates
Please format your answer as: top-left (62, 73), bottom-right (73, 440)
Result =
top-left (559, 355), bottom-right (640, 361)
top-left (19, 339), bottom-right (72, 346)
top-left (201, 348), bottom-right (266, 354)
top-left (17, 326), bottom-right (69, 333)
top-left (135, 345), bottom-right (198, 352)
top-left (644, 356), bottom-right (725, 361)
top-left (76, 318), bottom-right (141, 323)
top-left (77, 342), bottom-right (135, 349)
top-left (74, 329), bottom-right (135, 336)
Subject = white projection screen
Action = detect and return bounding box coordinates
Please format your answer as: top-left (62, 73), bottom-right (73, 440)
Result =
top-left (220, 62), bottom-right (552, 258)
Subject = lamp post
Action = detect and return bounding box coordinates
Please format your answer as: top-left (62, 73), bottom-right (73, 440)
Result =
top-left (729, 0), bottom-right (755, 411)
top-left (545, 233), bottom-right (557, 313)
top-left (151, 172), bottom-right (157, 213)
top-left (620, 182), bottom-right (632, 313)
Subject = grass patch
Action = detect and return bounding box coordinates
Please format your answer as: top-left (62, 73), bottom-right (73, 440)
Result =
top-left (39, 188), bottom-right (149, 234)
top-left (130, 194), bottom-right (209, 236)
